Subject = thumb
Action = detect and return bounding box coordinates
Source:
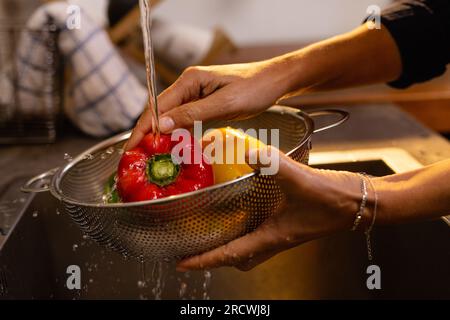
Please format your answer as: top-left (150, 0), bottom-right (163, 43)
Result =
top-left (246, 145), bottom-right (311, 189)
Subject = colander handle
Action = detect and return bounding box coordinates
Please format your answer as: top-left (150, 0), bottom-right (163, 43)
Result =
top-left (307, 109), bottom-right (349, 133)
top-left (21, 167), bottom-right (59, 193)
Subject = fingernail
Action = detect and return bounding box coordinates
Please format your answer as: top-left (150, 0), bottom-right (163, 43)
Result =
top-left (159, 117), bottom-right (174, 133)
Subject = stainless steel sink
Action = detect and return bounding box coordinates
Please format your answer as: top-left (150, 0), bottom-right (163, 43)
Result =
top-left (0, 148), bottom-right (449, 299)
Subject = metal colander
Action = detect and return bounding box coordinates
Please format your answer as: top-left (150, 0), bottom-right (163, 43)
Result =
top-left (22, 106), bottom-right (348, 261)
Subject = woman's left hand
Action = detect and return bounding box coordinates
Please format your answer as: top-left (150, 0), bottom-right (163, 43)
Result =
top-left (176, 146), bottom-right (365, 272)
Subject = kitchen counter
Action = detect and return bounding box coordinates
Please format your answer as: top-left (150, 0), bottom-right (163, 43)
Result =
top-left (299, 104), bottom-right (450, 164)
top-left (1, 103), bottom-right (450, 237)
top-left (0, 129), bottom-right (101, 238)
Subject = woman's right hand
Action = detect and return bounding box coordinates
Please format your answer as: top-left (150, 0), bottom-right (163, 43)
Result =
top-left (126, 59), bottom-right (295, 150)
top-left (126, 22), bottom-right (403, 150)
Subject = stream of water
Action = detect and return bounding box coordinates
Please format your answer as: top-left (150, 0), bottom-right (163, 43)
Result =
top-left (88, 2), bottom-right (212, 300)
top-left (139, 0), bottom-right (160, 139)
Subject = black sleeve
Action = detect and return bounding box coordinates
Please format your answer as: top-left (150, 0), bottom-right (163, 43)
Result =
top-left (376, 0), bottom-right (450, 88)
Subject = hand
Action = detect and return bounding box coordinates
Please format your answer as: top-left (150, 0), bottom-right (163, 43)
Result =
top-left (126, 23), bottom-right (403, 150)
top-left (176, 146), bottom-right (364, 272)
top-left (126, 60), bottom-right (295, 150)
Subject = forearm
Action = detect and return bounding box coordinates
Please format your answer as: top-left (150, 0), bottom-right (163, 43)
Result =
top-left (373, 160), bottom-right (450, 225)
top-left (267, 22), bottom-right (402, 99)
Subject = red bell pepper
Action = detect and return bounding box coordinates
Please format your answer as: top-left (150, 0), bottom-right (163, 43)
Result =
top-left (116, 133), bottom-right (214, 202)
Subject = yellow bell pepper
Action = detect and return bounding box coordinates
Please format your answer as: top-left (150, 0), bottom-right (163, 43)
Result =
top-left (201, 127), bottom-right (265, 184)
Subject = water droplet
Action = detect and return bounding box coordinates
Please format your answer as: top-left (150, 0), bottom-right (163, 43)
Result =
top-left (55, 209), bottom-right (61, 215)
top-left (202, 271), bottom-right (212, 300)
top-left (64, 153), bottom-right (73, 162)
top-left (32, 211), bottom-right (38, 218)
top-left (137, 280), bottom-right (146, 289)
top-left (82, 234), bottom-right (89, 240)
top-left (83, 153), bottom-right (94, 160)
top-left (150, 261), bottom-right (167, 300)
top-left (88, 278), bottom-right (93, 284)
top-left (179, 282), bottom-right (188, 299)
top-left (72, 244), bottom-right (78, 251)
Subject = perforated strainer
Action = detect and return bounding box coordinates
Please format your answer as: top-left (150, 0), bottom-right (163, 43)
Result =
top-left (22, 106), bottom-right (348, 261)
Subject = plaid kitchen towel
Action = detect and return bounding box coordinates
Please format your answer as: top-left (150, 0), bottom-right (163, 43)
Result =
top-left (16, 2), bottom-right (148, 137)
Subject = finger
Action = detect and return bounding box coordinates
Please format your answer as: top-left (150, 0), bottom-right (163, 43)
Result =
top-left (235, 247), bottom-right (282, 271)
top-left (126, 69), bottom-right (206, 149)
top-left (157, 72), bottom-right (201, 114)
top-left (176, 224), bottom-right (280, 271)
top-left (246, 145), bottom-right (312, 190)
top-left (158, 92), bottom-right (233, 133)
